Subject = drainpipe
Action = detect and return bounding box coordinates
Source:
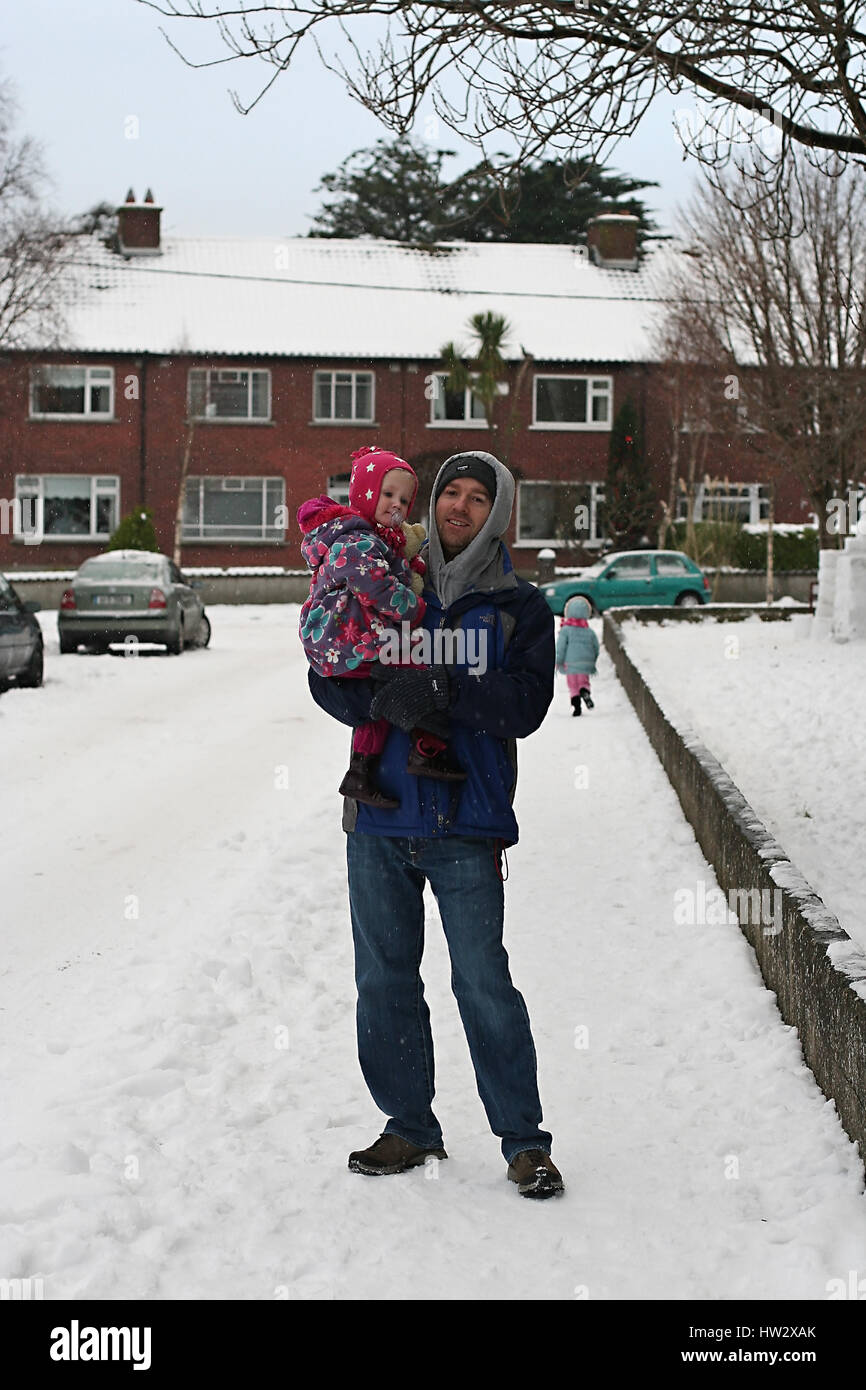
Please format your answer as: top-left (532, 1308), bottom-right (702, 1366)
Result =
top-left (139, 351), bottom-right (149, 505)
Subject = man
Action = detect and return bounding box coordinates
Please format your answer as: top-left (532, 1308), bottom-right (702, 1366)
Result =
top-left (307, 450), bottom-right (562, 1198)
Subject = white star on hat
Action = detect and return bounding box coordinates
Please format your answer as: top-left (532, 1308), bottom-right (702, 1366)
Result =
top-left (365, 489), bottom-right (373, 500)
top-left (366, 462), bottom-right (376, 472)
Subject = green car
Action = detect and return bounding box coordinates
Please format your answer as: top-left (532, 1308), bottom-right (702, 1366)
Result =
top-left (542, 550), bottom-right (710, 616)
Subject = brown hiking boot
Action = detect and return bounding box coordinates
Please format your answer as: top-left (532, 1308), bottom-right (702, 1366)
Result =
top-left (348, 1132), bottom-right (447, 1176)
top-left (406, 744), bottom-right (467, 781)
top-left (338, 753), bottom-right (399, 809)
top-left (506, 1149), bottom-right (564, 1199)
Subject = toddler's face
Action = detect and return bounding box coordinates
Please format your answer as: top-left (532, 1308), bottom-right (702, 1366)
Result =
top-left (375, 469), bottom-right (414, 527)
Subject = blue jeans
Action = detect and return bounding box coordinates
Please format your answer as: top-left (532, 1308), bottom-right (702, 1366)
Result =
top-left (346, 833), bottom-right (553, 1163)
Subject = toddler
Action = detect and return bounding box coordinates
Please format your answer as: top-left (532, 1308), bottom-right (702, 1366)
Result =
top-left (555, 595), bottom-right (599, 716)
top-left (298, 445), bottom-right (464, 806)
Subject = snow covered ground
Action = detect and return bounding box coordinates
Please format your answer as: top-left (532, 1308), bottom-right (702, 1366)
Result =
top-left (1, 605), bottom-right (864, 1303)
top-left (620, 613), bottom-right (866, 954)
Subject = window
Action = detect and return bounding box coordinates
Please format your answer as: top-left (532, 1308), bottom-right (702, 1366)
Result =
top-left (655, 554), bottom-right (690, 576)
top-left (78, 557), bottom-right (165, 582)
top-left (188, 369), bottom-right (271, 421)
top-left (313, 371), bottom-right (374, 423)
top-left (327, 473), bottom-right (351, 505)
top-left (30, 366), bottom-right (114, 419)
top-left (182, 476), bottom-right (285, 541)
top-left (532, 376), bottom-right (612, 429)
top-left (517, 481), bottom-right (606, 545)
top-left (14, 475), bottom-right (119, 538)
top-left (606, 554), bottom-right (651, 577)
top-left (0, 576), bottom-right (23, 611)
top-left (677, 482), bottom-right (769, 525)
top-left (429, 373), bottom-right (487, 426)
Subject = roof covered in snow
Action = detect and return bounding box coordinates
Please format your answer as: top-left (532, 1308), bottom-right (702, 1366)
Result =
top-left (52, 235), bottom-right (675, 364)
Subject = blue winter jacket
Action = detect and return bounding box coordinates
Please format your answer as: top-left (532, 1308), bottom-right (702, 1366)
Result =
top-left (307, 550), bottom-right (554, 847)
top-left (555, 621), bottom-right (599, 676)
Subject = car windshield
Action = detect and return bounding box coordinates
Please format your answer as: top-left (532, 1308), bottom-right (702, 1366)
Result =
top-left (0, 575), bottom-right (20, 610)
top-left (579, 559), bottom-right (608, 578)
top-left (78, 560), bottom-right (164, 582)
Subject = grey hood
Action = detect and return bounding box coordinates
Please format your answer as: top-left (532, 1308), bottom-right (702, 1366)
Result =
top-left (425, 451), bottom-right (518, 609)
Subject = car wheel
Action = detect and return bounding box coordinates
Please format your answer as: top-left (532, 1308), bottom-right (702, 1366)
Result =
top-left (18, 644), bottom-right (44, 688)
top-left (166, 620), bottom-right (185, 655)
top-left (190, 614), bottom-right (211, 649)
top-left (675, 591), bottom-right (702, 607)
top-left (58, 634), bottom-right (78, 654)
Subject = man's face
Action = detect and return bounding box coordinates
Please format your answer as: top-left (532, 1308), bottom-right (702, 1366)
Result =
top-left (435, 476), bottom-right (494, 559)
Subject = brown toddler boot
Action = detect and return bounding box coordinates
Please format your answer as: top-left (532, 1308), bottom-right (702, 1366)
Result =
top-left (338, 753), bottom-right (400, 809)
top-left (406, 734), bottom-right (467, 782)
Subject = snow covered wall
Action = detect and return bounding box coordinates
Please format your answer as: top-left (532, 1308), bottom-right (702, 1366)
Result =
top-left (604, 608), bottom-right (866, 1171)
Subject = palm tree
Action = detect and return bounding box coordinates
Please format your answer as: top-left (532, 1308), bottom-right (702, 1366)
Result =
top-left (439, 311), bottom-right (511, 432)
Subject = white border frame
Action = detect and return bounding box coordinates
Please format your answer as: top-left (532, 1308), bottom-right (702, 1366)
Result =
top-left (13, 474), bottom-right (119, 540)
top-left (29, 366), bottom-right (115, 421)
top-left (182, 475), bottom-right (286, 541)
top-left (530, 374), bottom-right (613, 432)
top-left (515, 479), bottom-right (607, 547)
top-left (188, 368), bottom-right (272, 422)
top-left (312, 370), bottom-right (376, 425)
top-left (427, 372), bottom-right (488, 429)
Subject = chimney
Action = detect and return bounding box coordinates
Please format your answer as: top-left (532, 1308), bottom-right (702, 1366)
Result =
top-left (116, 188), bottom-right (162, 256)
top-left (586, 213), bottom-right (639, 270)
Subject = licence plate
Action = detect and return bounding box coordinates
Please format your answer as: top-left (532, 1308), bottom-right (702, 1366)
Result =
top-left (93, 594), bottom-right (133, 606)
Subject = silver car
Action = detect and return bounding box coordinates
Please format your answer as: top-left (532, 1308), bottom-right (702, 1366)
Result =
top-left (58, 550), bottom-right (211, 655)
top-left (0, 574), bottom-right (44, 687)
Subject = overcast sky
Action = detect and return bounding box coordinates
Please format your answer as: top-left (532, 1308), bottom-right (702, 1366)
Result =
top-left (4, 0), bottom-right (703, 239)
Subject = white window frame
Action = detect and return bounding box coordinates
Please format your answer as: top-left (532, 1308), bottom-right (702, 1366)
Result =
top-left (427, 372), bottom-right (488, 428)
top-left (29, 366), bottom-right (115, 420)
top-left (188, 368), bottom-right (272, 422)
top-left (515, 480), bottom-right (607, 548)
top-left (13, 474), bottom-right (119, 540)
top-left (327, 473), bottom-right (351, 505)
top-left (313, 371), bottom-right (375, 424)
top-left (677, 482), bottom-right (769, 525)
top-left (182, 475), bottom-right (285, 542)
top-left (530, 374), bottom-right (613, 431)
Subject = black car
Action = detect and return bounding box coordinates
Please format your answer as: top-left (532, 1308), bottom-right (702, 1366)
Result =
top-left (0, 574), bottom-right (43, 688)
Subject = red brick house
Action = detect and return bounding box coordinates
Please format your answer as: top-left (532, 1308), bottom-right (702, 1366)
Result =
top-left (0, 192), bottom-right (812, 575)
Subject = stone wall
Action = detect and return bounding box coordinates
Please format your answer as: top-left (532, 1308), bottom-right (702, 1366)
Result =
top-left (603, 606), bottom-right (866, 1170)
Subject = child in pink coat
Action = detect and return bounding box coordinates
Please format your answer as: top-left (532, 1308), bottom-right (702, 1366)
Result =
top-left (298, 445), bottom-right (463, 807)
top-left (555, 595), bottom-right (600, 716)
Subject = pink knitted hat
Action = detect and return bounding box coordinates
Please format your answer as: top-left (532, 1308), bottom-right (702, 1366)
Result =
top-left (348, 445), bottom-right (418, 524)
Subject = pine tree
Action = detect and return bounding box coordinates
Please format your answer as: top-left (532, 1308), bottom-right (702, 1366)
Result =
top-left (108, 507), bottom-right (160, 552)
top-left (307, 139), bottom-right (661, 252)
top-left (605, 398), bottom-right (656, 547)
top-left (444, 159), bottom-right (662, 256)
top-left (308, 139), bottom-right (453, 243)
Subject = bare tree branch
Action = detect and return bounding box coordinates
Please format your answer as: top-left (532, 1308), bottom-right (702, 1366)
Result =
top-left (656, 154), bottom-right (866, 546)
top-left (0, 80), bottom-right (75, 349)
top-left (134, 0), bottom-right (866, 179)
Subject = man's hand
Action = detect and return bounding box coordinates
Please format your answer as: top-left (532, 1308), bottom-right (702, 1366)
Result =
top-left (369, 667), bottom-right (451, 732)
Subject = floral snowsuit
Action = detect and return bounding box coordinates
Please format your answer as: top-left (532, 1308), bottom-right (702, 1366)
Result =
top-left (298, 498), bottom-right (425, 679)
